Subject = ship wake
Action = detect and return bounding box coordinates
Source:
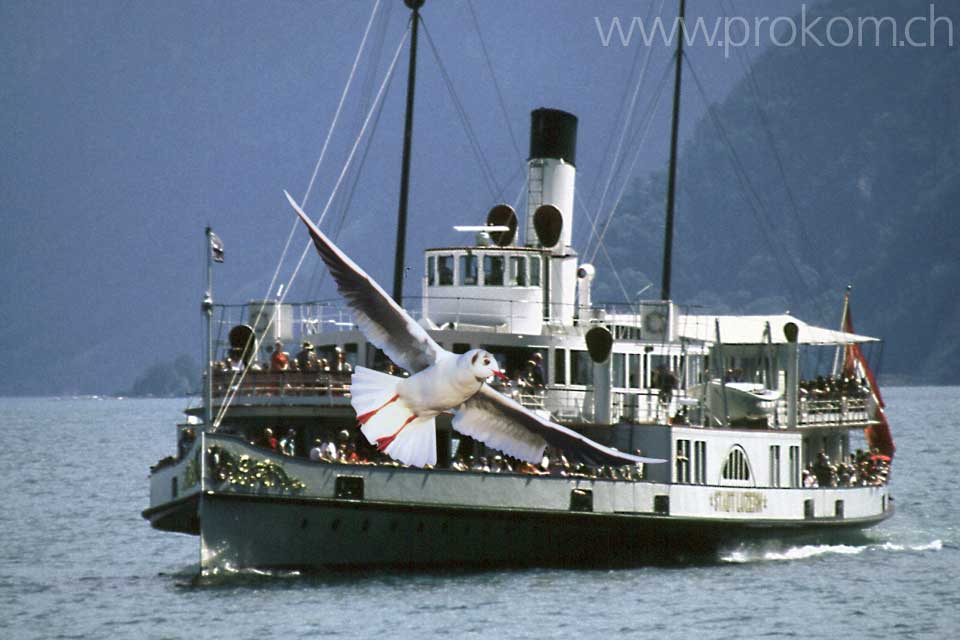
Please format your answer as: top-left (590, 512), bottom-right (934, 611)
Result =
top-left (720, 539), bottom-right (942, 564)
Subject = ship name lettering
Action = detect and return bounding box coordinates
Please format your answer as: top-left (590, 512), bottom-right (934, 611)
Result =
top-left (709, 491), bottom-right (767, 513)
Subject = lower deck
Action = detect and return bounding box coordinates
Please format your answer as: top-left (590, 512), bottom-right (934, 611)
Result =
top-left (145, 433), bottom-right (893, 569)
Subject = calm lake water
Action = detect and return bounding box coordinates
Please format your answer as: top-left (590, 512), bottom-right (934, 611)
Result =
top-left (0, 387), bottom-right (957, 639)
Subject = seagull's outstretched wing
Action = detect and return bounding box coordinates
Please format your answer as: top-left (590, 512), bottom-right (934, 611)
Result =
top-left (454, 386), bottom-right (666, 467)
top-left (285, 191), bottom-right (444, 373)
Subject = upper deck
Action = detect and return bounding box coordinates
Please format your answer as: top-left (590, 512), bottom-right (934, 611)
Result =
top-left (204, 298), bottom-right (881, 433)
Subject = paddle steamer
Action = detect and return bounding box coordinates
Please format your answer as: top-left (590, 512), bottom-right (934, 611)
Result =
top-left (143, 2), bottom-right (894, 571)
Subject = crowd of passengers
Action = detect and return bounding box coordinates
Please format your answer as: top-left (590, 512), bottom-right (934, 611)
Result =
top-left (247, 425), bottom-right (646, 481)
top-left (215, 340), bottom-right (355, 375)
top-left (799, 375), bottom-right (872, 402)
top-left (802, 448), bottom-right (890, 487)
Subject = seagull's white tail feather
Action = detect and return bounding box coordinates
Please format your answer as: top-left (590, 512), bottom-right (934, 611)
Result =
top-left (352, 366), bottom-right (437, 467)
top-left (351, 366), bottom-right (401, 417)
top-left (382, 415), bottom-right (437, 468)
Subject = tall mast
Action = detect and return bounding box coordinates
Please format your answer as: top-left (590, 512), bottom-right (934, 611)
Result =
top-left (392, 0), bottom-right (424, 304)
top-left (660, 0), bottom-right (686, 302)
top-left (203, 227), bottom-right (214, 429)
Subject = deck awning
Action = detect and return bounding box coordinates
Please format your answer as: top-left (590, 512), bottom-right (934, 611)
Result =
top-left (679, 314), bottom-right (880, 345)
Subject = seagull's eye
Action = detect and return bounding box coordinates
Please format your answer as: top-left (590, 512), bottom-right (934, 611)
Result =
top-left (483, 359), bottom-right (490, 366)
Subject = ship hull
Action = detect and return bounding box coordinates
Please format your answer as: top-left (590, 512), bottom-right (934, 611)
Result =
top-left (195, 491), bottom-right (890, 571)
top-left (145, 434), bottom-right (893, 571)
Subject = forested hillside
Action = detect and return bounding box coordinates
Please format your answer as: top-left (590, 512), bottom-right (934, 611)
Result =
top-left (595, 0), bottom-right (960, 383)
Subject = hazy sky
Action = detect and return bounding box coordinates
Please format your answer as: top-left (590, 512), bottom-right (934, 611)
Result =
top-left (1, 0), bottom-right (830, 394)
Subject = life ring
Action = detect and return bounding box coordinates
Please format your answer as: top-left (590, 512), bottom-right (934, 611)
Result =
top-left (644, 311), bottom-right (666, 335)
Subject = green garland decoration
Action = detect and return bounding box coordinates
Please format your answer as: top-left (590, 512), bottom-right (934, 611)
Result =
top-left (207, 446), bottom-right (306, 494)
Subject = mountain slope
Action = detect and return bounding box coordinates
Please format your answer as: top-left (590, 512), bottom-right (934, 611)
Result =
top-left (596, 0), bottom-right (960, 383)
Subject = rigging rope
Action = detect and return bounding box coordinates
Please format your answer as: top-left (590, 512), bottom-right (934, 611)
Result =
top-left (575, 190), bottom-right (637, 306)
top-left (588, 59), bottom-right (674, 265)
top-left (213, 21), bottom-right (410, 428)
top-left (586, 0), bottom-right (665, 261)
top-left (314, 56), bottom-right (399, 293)
top-left (723, 0), bottom-right (839, 317)
top-left (421, 20), bottom-right (504, 200)
top-left (260, 0), bottom-right (383, 326)
top-left (465, 0), bottom-right (523, 162)
top-left (211, 1), bottom-right (382, 427)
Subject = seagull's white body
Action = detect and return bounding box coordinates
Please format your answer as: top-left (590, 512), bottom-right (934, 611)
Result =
top-left (351, 351), bottom-right (505, 466)
top-left (397, 352), bottom-right (482, 416)
top-left (285, 191), bottom-right (664, 469)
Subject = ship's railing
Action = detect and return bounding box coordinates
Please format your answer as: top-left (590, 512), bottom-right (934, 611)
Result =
top-left (776, 397), bottom-right (872, 427)
top-left (541, 387), bottom-right (678, 424)
top-left (212, 298), bottom-right (696, 349)
top-left (211, 369), bottom-right (352, 399)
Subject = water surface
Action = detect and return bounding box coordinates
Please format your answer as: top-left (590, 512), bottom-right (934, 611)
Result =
top-left (0, 388), bottom-right (956, 639)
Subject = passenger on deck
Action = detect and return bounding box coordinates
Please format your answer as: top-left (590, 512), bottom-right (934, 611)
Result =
top-left (654, 366), bottom-right (677, 404)
top-left (309, 437), bottom-right (325, 461)
top-left (225, 347), bottom-right (244, 372)
top-left (521, 360), bottom-right (540, 389)
top-left (280, 428), bottom-right (297, 456)
top-left (450, 455), bottom-right (468, 471)
top-left (296, 342), bottom-right (320, 372)
top-left (530, 352), bottom-right (545, 386)
top-left (813, 450), bottom-right (834, 486)
top-left (314, 437), bottom-right (337, 461)
top-left (335, 347), bottom-right (353, 374)
top-left (178, 428), bottom-right (195, 459)
top-left (262, 427), bottom-right (278, 451)
top-left (270, 341), bottom-right (289, 372)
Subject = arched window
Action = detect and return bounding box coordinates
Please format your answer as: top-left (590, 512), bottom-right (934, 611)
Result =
top-left (721, 446), bottom-right (753, 483)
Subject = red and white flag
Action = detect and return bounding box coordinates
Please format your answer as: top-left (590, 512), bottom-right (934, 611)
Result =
top-left (840, 294), bottom-right (895, 458)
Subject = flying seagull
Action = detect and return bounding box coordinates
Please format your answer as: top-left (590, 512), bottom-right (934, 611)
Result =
top-left (285, 191), bottom-right (663, 469)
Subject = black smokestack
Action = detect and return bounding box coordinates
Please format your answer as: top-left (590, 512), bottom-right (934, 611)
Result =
top-left (529, 108), bottom-right (578, 167)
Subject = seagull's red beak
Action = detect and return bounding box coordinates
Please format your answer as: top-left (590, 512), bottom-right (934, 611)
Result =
top-left (493, 370), bottom-right (509, 381)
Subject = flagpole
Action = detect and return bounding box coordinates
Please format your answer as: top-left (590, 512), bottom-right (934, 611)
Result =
top-left (832, 285), bottom-right (852, 376)
top-left (203, 227), bottom-right (214, 430)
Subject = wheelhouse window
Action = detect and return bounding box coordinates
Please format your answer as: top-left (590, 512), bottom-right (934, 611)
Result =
top-left (612, 353), bottom-right (626, 388)
top-left (628, 354), bottom-right (641, 388)
top-left (484, 255), bottom-right (504, 286)
top-left (459, 255), bottom-right (477, 286)
top-left (438, 255), bottom-right (454, 285)
top-left (770, 445), bottom-right (781, 488)
top-left (789, 445), bottom-right (801, 488)
top-left (554, 348), bottom-right (566, 384)
top-left (570, 350), bottom-right (593, 386)
top-left (509, 256), bottom-right (527, 286)
top-left (694, 441), bottom-right (707, 484)
top-left (427, 256), bottom-right (436, 286)
top-left (529, 256), bottom-right (541, 286)
top-left (676, 439), bottom-right (691, 484)
top-left (722, 446), bottom-right (752, 481)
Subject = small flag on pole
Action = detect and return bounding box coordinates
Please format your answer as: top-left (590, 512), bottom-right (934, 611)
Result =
top-left (209, 230), bottom-right (224, 263)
